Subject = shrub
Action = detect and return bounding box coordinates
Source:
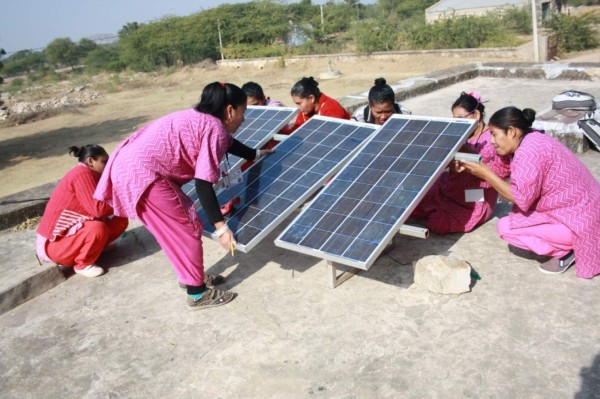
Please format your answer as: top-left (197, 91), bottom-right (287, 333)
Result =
top-left (5, 78), bottom-right (25, 93)
top-left (545, 14), bottom-right (599, 53)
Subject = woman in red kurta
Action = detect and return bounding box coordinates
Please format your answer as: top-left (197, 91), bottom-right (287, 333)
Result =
top-left (279, 76), bottom-right (350, 135)
top-left (36, 145), bottom-right (128, 277)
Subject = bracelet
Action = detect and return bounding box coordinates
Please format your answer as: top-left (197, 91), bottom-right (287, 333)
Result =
top-left (256, 149), bottom-right (262, 160)
top-left (213, 223), bottom-right (230, 238)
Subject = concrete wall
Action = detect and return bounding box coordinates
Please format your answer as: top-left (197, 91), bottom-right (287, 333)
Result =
top-left (338, 61), bottom-right (600, 154)
top-left (338, 61), bottom-right (600, 113)
top-left (216, 48), bottom-right (522, 69)
top-left (427, 6), bottom-right (508, 23)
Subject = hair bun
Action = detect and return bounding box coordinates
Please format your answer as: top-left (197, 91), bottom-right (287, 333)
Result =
top-left (374, 77), bottom-right (387, 86)
top-left (522, 108), bottom-right (536, 126)
top-left (68, 145), bottom-right (82, 158)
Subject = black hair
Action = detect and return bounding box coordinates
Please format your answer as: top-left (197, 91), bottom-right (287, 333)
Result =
top-left (368, 78), bottom-right (395, 105)
top-left (68, 144), bottom-right (108, 163)
top-left (241, 82), bottom-right (266, 101)
top-left (489, 106), bottom-right (536, 135)
top-left (290, 77), bottom-right (320, 100)
top-left (452, 92), bottom-right (485, 120)
top-left (194, 82), bottom-right (247, 119)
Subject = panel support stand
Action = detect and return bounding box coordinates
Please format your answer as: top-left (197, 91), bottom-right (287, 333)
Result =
top-left (327, 261), bottom-right (358, 289)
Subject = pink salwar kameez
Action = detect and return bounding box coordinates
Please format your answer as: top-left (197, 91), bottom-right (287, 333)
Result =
top-left (499, 131), bottom-right (600, 279)
top-left (411, 128), bottom-right (511, 234)
top-left (94, 109), bottom-right (232, 285)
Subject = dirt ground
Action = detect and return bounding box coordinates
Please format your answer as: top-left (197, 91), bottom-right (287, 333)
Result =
top-left (0, 51), bottom-right (593, 197)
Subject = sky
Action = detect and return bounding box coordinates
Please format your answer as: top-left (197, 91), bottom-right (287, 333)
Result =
top-left (0, 0), bottom-right (376, 54)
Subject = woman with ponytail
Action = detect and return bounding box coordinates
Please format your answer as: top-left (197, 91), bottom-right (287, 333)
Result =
top-left (458, 106), bottom-right (600, 278)
top-left (351, 77), bottom-right (411, 125)
top-left (36, 145), bottom-right (129, 278)
top-left (95, 82), bottom-right (270, 309)
top-left (411, 91), bottom-right (511, 234)
top-left (280, 76), bottom-right (350, 134)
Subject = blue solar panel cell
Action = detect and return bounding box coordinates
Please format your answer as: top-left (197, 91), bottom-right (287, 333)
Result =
top-left (182, 106), bottom-right (297, 198)
top-left (275, 115), bottom-right (477, 270)
top-left (221, 106), bottom-right (299, 171)
top-left (195, 116), bottom-right (378, 252)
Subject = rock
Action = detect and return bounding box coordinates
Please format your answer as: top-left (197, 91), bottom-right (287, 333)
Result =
top-left (413, 255), bottom-right (472, 295)
top-left (319, 70), bottom-right (342, 80)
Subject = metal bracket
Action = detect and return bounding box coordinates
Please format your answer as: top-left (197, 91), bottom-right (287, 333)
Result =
top-left (454, 152), bottom-right (482, 163)
top-left (398, 224), bottom-right (429, 239)
top-left (272, 134), bottom-right (290, 142)
top-left (327, 261), bottom-right (358, 288)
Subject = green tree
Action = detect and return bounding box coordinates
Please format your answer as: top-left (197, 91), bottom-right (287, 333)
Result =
top-left (1, 50), bottom-right (46, 76)
top-left (407, 16), bottom-right (497, 49)
top-left (288, 0), bottom-right (318, 21)
top-left (77, 38), bottom-right (98, 59)
top-left (353, 20), bottom-right (400, 52)
top-left (84, 44), bottom-right (125, 72)
top-left (45, 37), bottom-right (80, 70)
top-left (500, 6), bottom-right (532, 34)
top-left (119, 22), bottom-right (142, 38)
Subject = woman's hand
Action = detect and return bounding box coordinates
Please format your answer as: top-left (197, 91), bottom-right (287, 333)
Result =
top-left (448, 160), bottom-right (460, 173)
top-left (257, 149), bottom-right (274, 160)
top-left (218, 228), bottom-right (236, 252)
top-left (213, 221), bottom-right (236, 251)
top-left (456, 160), bottom-right (492, 180)
top-left (458, 160), bottom-right (515, 203)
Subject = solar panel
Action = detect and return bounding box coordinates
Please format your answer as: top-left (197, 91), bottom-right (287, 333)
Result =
top-left (196, 116), bottom-right (378, 252)
top-left (578, 119), bottom-right (600, 151)
top-left (182, 106), bottom-right (298, 200)
top-left (275, 115), bottom-right (477, 270)
top-left (225, 106), bottom-right (299, 170)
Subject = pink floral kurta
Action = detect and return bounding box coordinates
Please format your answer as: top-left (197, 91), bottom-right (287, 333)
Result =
top-left (94, 109), bottom-right (232, 219)
top-left (412, 129), bottom-right (511, 234)
top-left (507, 131), bottom-right (600, 279)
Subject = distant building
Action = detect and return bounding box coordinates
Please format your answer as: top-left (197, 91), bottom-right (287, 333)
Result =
top-left (425, 0), bottom-right (559, 23)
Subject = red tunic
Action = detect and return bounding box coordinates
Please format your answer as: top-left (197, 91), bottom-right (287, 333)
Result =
top-left (280, 92), bottom-right (351, 135)
top-left (37, 164), bottom-right (114, 241)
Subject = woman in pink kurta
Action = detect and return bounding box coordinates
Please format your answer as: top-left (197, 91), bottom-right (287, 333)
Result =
top-left (411, 92), bottom-right (511, 234)
top-left (460, 106), bottom-right (600, 278)
top-left (94, 82), bottom-right (267, 310)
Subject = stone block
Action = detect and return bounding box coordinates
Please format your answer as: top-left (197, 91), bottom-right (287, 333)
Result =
top-left (413, 255), bottom-right (472, 295)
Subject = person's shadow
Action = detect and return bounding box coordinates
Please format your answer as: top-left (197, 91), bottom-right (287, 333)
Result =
top-left (575, 352), bottom-right (600, 399)
top-left (97, 224), bottom-right (161, 271)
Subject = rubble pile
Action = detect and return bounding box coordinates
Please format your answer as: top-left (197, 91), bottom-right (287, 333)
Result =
top-left (0, 86), bottom-right (102, 122)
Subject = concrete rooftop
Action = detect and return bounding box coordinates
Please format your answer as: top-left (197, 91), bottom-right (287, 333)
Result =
top-left (1, 63), bottom-right (599, 398)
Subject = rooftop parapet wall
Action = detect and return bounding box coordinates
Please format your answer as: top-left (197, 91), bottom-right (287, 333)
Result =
top-left (339, 62), bottom-right (600, 154)
top-left (339, 62), bottom-right (600, 113)
top-left (216, 48), bottom-right (522, 69)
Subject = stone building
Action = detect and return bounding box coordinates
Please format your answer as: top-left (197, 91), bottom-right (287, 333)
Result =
top-left (425, 0), bottom-right (560, 23)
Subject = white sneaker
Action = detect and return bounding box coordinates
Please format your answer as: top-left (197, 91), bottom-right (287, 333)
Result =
top-left (74, 265), bottom-right (105, 278)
